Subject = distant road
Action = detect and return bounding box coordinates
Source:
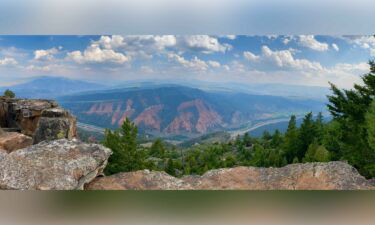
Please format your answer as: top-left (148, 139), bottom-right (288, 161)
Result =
top-left (76, 122), bottom-right (106, 134)
top-left (229, 117), bottom-right (302, 139)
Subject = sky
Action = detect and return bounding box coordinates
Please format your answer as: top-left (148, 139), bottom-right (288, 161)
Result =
top-left (0, 35), bottom-right (374, 88)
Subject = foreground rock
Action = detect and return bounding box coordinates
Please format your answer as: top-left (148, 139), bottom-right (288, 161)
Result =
top-left (0, 132), bottom-right (33, 153)
top-left (0, 97), bottom-right (76, 144)
top-left (0, 139), bottom-right (111, 190)
top-left (87, 161), bottom-right (374, 190)
top-left (86, 170), bottom-right (192, 190)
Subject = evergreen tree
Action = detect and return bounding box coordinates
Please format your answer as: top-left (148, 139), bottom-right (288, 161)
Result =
top-left (150, 138), bottom-right (166, 158)
top-left (3, 89), bottom-right (15, 98)
top-left (314, 145), bottom-right (330, 162)
top-left (303, 140), bottom-right (320, 162)
top-left (323, 121), bottom-right (343, 160)
top-left (283, 115), bottom-right (299, 163)
top-left (251, 144), bottom-right (266, 167)
top-left (297, 112), bottom-right (317, 160)
top-left (366, 99), bottom-right (375, 151)
top-left (165, 159), bottom-right (175, 176)
top-left (327, 60), bottom-right (375, 177)
top-left (262, 130), bottom-right (272, 141)
top-left (315, 112), bottom-right (325, 144)
top-left (270, 129), bottom-right (283, 148)
top-left (103, 118), bottom-right (145, 175)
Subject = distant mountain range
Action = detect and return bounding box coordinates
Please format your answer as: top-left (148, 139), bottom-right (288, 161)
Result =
top-left (57, 85), bottom-right (326, 138)
top-left (0, 76), bottom-right (106, 98)
top-left (1, 76), bottom-right (328, 138)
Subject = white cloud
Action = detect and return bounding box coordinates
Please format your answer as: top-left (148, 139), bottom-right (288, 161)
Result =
top-left (344, 35), bottom-right (375, 56)
top-left (332, 43), bottom-right (339, 51)
top-left (67, 43), bottom-right (130, 64)
top-left (348, 36), bottom-right (375, 49)
top-left (282, 38), bottom-right (291, 45)
top-left (243, 51), bottom-right (260, 61)
top-left (244, 46), bottom-right (323, 71)
top-left (167, 53), bottom-right (209, 72)
top-left (331, 62), bottom-right (369, 74)
top-left (181, 35), bottom-right (232, 54)
top-left (139, 65), bottom-right (154, 74)
top-left (98, 35), bottom-right (177, 51)
top-left (297, 35), bottom-right (329, 51)
top-left (34, 47), bottom-right (61, 61)
top-left (26, 65), bottom-right (52, 72)
top-left (207, 60), bottom-right (221, 68)
top-left (220, 35), bottom-right (236, 40)
top-left (0, 57), bottom-right (17, 66)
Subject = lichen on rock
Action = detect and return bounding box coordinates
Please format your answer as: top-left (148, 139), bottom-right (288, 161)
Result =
top-left (0, 139), bottom-right (112, 190)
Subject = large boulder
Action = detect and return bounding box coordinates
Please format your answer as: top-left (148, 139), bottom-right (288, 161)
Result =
top-left (33, 108), bottom-right (77, 144)
top-left (86, 170), bottom-right (192, 190)
top-left (86, 161), bottom-right (374, 190)
top-left (0, 98), bottom-right (76, 144)
top-left (0, 132), bottom-right (33, 153)
top-left (0, 139), bottom-right (111, 190)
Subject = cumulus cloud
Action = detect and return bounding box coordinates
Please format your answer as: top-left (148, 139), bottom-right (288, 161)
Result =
top-left (181, 35), bottom-right (232, 54)
top-left (0, 57), bottom-right (17, 66)
top-left (344, 35), bottom-right (375, 56)
top-left (207, 60), bottom-right (221, 68)
top-left (66, 43), bottom-right (130, 64)
top-left (243, 51), bottom-right (260, 61)
top-left (297, 35), bottom-right (329, 51)
top-left (282, 38), bottom-right (291, 45)
top-left (244, 45), bottom-right (323, 71)
top-left (219, 35), bottom-right (236, 40)
top-left (332, 43), bottom-right (339, 51)
top-left (167, 53), bottom-right (209, 72)
top-left (347, 35), bottom-right (375, 49)
top-left (34, 47), bottom-right (61, 61)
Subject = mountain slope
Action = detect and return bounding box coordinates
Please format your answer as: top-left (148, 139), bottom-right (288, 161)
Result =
top-left (0, 76), bottom-right (106, 98)
top-left (57, 85), bottom-right (326, 137)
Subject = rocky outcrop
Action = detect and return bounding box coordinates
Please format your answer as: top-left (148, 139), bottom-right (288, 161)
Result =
top-left (85, 170), bottom-right (192, 190)
top-left (0, 132), bottom-right (33, 153)
top-left (86, 161), bottom-right (375, 190)
top-left (0, 97), bottom-right (76, 144)
top-left (0, 139), bottom-right (111, 190)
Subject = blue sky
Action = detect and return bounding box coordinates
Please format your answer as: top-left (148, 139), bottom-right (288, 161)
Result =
top-left (0, 35), bottom-right (374, 88)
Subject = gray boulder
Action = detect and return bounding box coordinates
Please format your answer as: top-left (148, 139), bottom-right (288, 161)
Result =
top-left (0, 139), bottom-right (111, 190)
top-left (87, 161), bottom-right (374, 190)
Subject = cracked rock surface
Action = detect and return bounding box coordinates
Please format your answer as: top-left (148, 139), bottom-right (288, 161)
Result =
top-left (0, 139), bottom-right (112, 190)
top-left (87, 161), bottom-right (374, 190)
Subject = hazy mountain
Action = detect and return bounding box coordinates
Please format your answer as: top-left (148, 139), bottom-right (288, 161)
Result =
top-left (0, 76), bottom-right (106, 99)
top-left (57, 85), bottom-right (326, 138)
top-left (112, 79), bottom-right (331, 100)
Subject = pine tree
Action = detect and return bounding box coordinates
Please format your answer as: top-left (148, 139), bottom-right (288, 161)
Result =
top-left (327, 60), bottom-right (375, 177)
top-left (314, 145), bottom-right (330, 162)
top-left (297, 112), bottom-right (317, 160)
top-left (262, 130), bottom-right (272, 141)
top-left (103, 117), bottom-right (145, 175)
top-left (165, 159), bottom-right (175, 176)
top-left (303, 140), bottom-right (320, 163)
top-left (270, 129), bottom-right (283, 148)
top-left (283, 115), bottom-right (299, 163)
top-left (315, 112), bottom-right (325, 144)
top-left (3, 89), bottom-right (15, 98)
top-left (150, 138), bottom-right (166, 158)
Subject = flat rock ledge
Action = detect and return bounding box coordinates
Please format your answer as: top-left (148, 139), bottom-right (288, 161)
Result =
top-left (86, 161), bottom-right (375, 190)
top-left (0, 139), bottom-right (112, 190)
